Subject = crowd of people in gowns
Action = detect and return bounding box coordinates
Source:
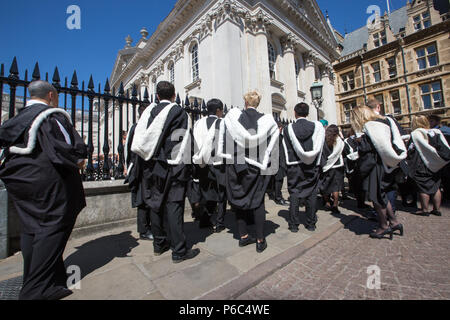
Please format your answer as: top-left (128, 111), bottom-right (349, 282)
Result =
top-left (0, 80), bottom-right (449, 300)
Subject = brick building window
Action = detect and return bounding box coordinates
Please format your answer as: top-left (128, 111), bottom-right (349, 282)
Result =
top-left (341, 72), bottom-right (355, 92)
top-left (373, 31), bottom-right (387, 48)
top-left (421, 81), bottom-right (443, 109)
top-left (413, 11), bottom-right (431, 31)
top-left (372, 62), bottom-right (381, 83)
top-left (390, 90), bottom-right (401, 114)
top-left (343, 100), bottom-right (357, 124)
top-left (416, 43), bottom-right (438, 70)
top-left (387, 57), bottom-right (397, 78)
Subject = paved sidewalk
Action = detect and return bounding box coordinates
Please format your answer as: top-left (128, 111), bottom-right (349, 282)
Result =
top-left (0, 191), bottom-right (354, 300)
top-left (237, 203), bottom-right (450, 300)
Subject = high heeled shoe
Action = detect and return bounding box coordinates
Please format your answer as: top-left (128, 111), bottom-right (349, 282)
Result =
top-left (370, 228), bottom-right (394, 240)
top-left (391, 224), bottom-right (404, 236)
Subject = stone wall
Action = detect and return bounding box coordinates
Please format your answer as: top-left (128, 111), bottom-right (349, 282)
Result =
top-left (2, 180), bottom-right (195, 258)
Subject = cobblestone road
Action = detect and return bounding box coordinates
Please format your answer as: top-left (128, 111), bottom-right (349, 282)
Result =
top-left (238, 203), bottom-right (450, 300)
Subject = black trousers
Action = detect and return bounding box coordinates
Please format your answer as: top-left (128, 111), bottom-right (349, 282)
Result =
top-left (19, 217), bottom-right (76, 300)
top-left (137, 205), bottom-right (151, 235)
top-left (150, 201), bottom-right (186, 257)
top-left (289, 193), bottom-right (318, 228)
top-left (235, 203), bottom-right (266, 240)
top-left (200, 200), bottom-right (227, 227)
top-left (274, 177), bottom-right (284, 200)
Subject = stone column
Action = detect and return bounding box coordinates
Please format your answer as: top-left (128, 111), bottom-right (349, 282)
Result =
top-left (245, 14), bottom-right (272, 115)
top-left (280, 35), bottom-right (298, 120)
top-left (304, 51), bottom-right (318, 121)
top-left (321, 64), bottom-right (337, 124)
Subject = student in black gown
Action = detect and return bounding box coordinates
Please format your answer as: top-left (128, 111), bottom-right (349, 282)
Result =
top-left (282, 103), bottom-right (325, 232)
top-left (125, 104), bottom-right (153, 241)
top-left (217, 91), bottom-right (279, 253)
top-left (131, 81), bottom-right (199, 263)
top-left (0, 81), bottom-right (87, 300)
top-left (192, 99), bottom-right (227, 232)
top-left (407, 115), bottom-right (450, 216)
top-left (320, 125), bottom-right (345, 214)
top-left (351, 105), bottom-right (406, 239)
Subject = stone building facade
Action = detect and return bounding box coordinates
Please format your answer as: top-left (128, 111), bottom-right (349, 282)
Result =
top-left (334, 0), bottom-right (450, 129)
top-left (110, 0), bottom-right (340, 123)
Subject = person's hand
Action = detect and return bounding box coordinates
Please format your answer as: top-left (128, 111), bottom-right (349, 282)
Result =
top-left (78, 160), bottom-right (86, 170)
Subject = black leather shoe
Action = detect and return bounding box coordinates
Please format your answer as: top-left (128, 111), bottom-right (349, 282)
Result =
top-left (306, 225), bottom-right (316, 232)
top-left (431, 210), bottom-right (442, 217)
top-left (256, 239), bottom-right (267, 253)
top-left (239, 236), bottom-right (256, 247)
top-left (288, 225), bottom-right (299, 233)
top-left (391, 224), bottom-right (404, 236)
top-left (140, 231), bottom-right (154, 241)
top-left (199, 220), bottom-right (214, 229)
top-left (172, 248), bottom-right (200, 264)
top-left (370, 228), bottom-right (394, 240)
top-left (154, 243), bottom-right (170, 256)
top-left (214, 225), bottom-right (226, 233)
top-left (275, 198), bottom-right (290, 206)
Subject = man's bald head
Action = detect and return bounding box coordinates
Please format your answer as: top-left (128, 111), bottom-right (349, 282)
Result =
top-left (28, 80), bottom-right (59, 107)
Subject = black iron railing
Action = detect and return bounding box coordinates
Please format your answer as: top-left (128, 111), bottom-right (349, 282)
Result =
top-left (0, 57), bottom-right (294, 181)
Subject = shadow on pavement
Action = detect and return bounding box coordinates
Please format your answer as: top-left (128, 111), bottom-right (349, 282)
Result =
top-left (64, 231), bottom-right (139, 280)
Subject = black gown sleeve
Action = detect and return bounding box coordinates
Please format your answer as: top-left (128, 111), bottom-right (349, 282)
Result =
top-left (37, 113), bottom-right (87, 170)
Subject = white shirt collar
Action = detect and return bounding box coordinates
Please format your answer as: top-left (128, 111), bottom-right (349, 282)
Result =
top-left (209, 115), bottom-right (218, 119)
top-left (295, 117), bottom-right (307, 122)
top-left (26, 99), bottom-right (49, 108)
top-left (160, 100), bottom-right (172, 104)
top-left (246, 107), bottom-right (257, 110)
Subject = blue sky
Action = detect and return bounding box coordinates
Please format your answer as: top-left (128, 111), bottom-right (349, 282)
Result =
top-left (0, 0), bottom-right (408, 94)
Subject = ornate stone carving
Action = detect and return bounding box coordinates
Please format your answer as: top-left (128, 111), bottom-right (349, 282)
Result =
top-left (304, 50), bottom-right (318, 68)
top-left (211, 0), bottom-right (247, 27)
top-left (280, 34), bottom-right (299, 54)
top-left (244, 9), bottom-right (273, 35)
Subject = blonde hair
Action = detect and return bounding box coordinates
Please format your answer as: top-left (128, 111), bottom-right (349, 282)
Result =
top-left (412, 115), bottom-right (430, 131)
top-left (351, 105), bottom-right (384, 133)
top-left (244, 91), bottom-right (262, 108)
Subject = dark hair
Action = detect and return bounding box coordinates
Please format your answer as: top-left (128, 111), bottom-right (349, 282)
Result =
top-left (207, 99), bottom-right (223, 115)
top-left (138, 105), bottom-right (146, 117)
top-left (428, 114), bottom-right (441, 124)
top-left (156, 81), bottom-right (175, 101)
top-left (367, 99), bottom-right (380, 110)
top-left (325, 125), bottom-right (339, 148)
top-left (294, 103), bottom-right (309, 117)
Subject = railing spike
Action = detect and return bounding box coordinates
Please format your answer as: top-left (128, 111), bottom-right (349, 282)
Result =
top-left (32, 62), bottom-right (40, 81)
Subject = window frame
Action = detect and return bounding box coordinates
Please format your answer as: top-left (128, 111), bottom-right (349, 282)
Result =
top-left (387, 56), bottom-right (397, 79)
top-left (343, 100), bottom-right (357, 124)
top-left (341, 71), bottom-right (355, 92)
top-left (413, 11), bottom-right (431, 31)
top-left (268, 41), bottom-right (277, 80)
top-left (372, 62), bottom-right (381, 83)
top-left (168, 61), bottom-right (175, 84)
top-left (389, 90), bottom-right (401, 114)
top-left (191, 43), bottom-right (199, 82)
top-left (420, 81), bottom-right (443, 110)
top-left (416, 43), bottom-right (438, 70)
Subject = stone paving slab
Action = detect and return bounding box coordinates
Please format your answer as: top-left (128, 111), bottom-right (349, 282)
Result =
top-left (0, 191), bottom-right (353, 300)
top-left (237, 202), bottom-right (450, 300)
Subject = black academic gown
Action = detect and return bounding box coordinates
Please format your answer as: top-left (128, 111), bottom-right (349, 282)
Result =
top-left (125, 123), bottom-right (145, 208)
top-left (407, 131), bottom-right (450, 195)
top-left (343, 136), bottom-right (362, 195)
top-left (0, 103), bottom-right (87, 300)
top-left (198, 116), bottom-right (226, 204)
top-left (283, 119), bottom-right (324, 198)
top-left (142, 102), bottom-right (191, 210)
top-left (223, 108), bottom-right (273, 211)
top-left (319, 142), bottom-right (345, 195)
top-left (357, 118), bottom-right (402, 207)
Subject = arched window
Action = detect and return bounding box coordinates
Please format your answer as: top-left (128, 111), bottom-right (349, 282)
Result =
top-left (168, 62), bottom-right (175, 84)
top-left (268, 42), bottom-right (276, 80)
top-left (191, 44), bottom-right (199, 81)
